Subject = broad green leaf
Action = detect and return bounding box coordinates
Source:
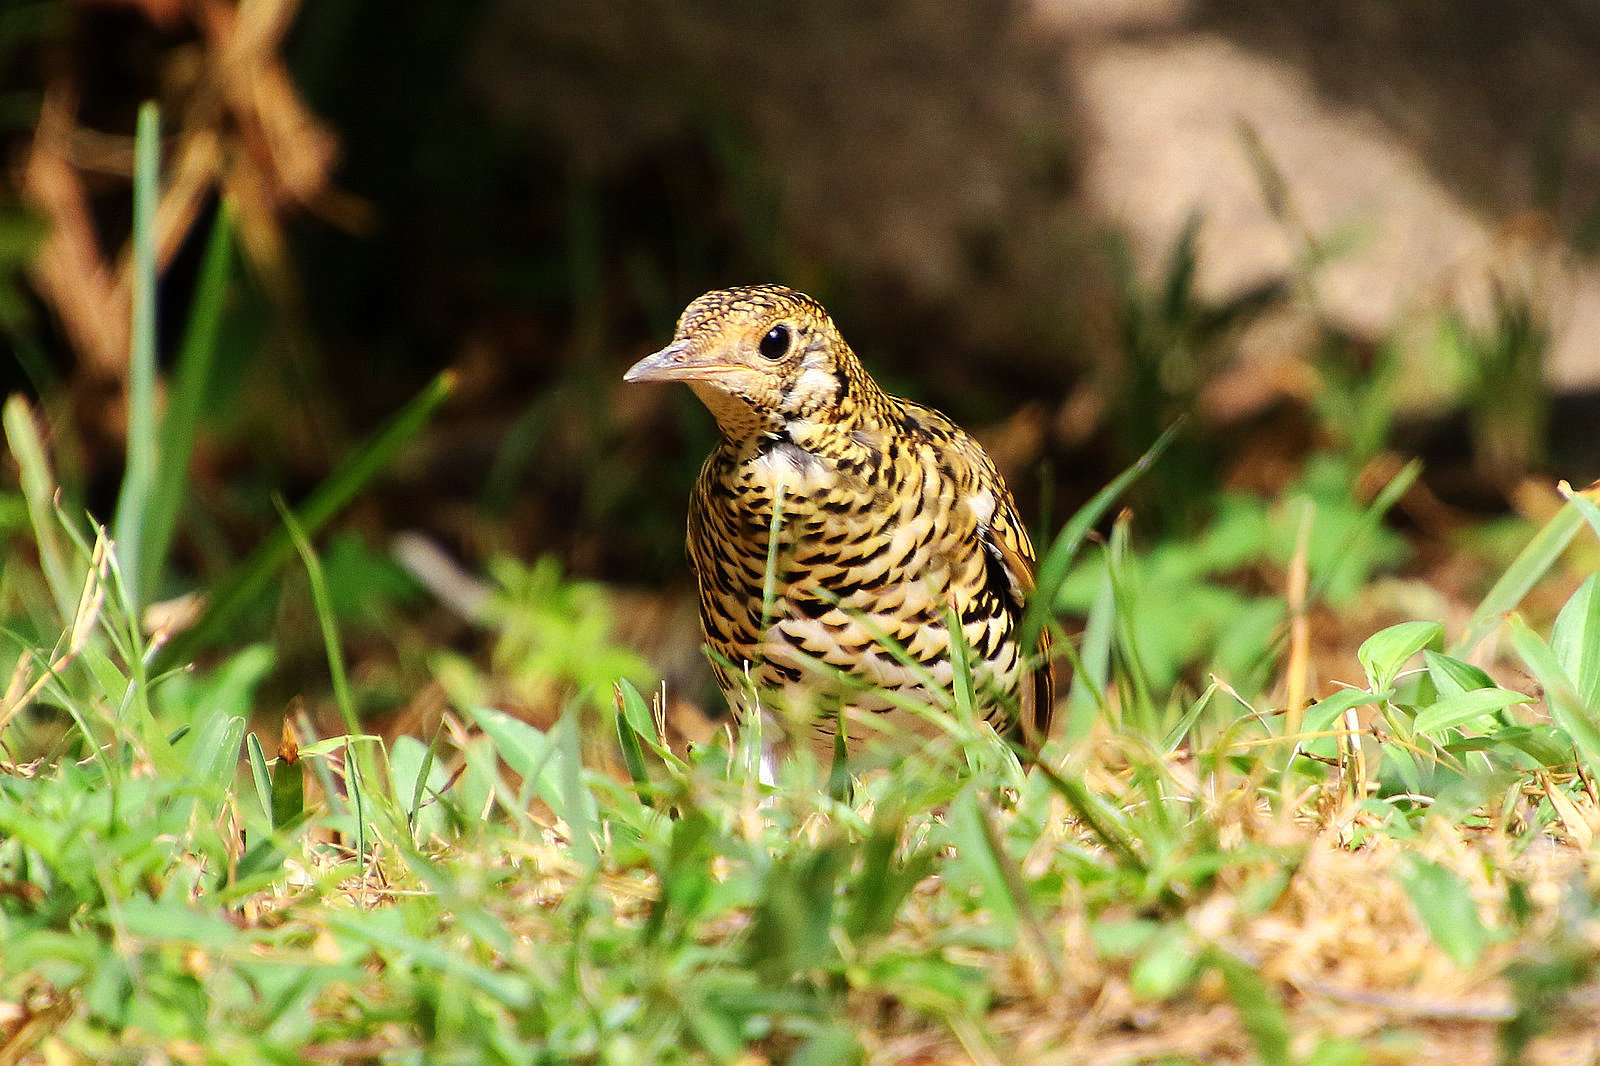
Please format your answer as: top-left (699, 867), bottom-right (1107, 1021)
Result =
top-left (1414, 688), bottom-right (1533, 735)
top-left (184, 707), bottom-right (246, 796)
top-left (1550, 575), bottom-right (1600, 710)
top-left (327, 912), bottom-right (533, 1007)
top-left (115, 898), bottom-right (240, 949)
top-left (1303, 687), bottom-right (1388, 733)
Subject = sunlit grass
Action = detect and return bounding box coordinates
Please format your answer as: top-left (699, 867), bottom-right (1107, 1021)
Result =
top-left (4, 102), bottom-right (1600, 1066)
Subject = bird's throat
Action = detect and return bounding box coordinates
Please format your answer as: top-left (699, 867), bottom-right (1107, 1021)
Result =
top-left (689, 382), bottom-right (776, 442)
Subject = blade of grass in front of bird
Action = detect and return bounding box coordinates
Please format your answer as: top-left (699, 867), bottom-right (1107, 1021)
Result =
top-left (1106, 515), bottom-right (1160, 739)
top-left (1059, 561), bottom-right (1113, 747)
top-left (945, 604), bottom-right (977, 729)
top-left (157, 370), bottom-right (455, 670)
top-left (111, 101), bottom-right (160, 615)
top-left (1022, 420), bottom-right (1180, 654)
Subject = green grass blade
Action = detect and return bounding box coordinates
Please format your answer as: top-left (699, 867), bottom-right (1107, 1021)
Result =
top-left (141, 204), bottom-right (236, 596)
top-left (3, 396), bottom-right (77, 620)
top-left (278, 496), bottom-right (395, 852)
top-left (1453, 499), bottom-right (1586, 657)
top-left (1309, 457), bottom-right (1421, 605)
top-left (112, 101), bottom-right (161, 615)
top-left (1509, 614), bottom-right (1600, 772)
top-left (246, 731), bottom-right (274, 825)
top-left (1106, 518), bottom-right (1159, 737)
top-left (1022, 421), bottom-right (1180, 653)
top-left (271, 728), bottom-right (306, 832)
top-left (156, 370), bottom-right (455, 670)
top-left (277, 497), bottom-right (358, 738)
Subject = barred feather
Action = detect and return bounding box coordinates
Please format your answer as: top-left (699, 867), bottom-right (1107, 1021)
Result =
top-left (626, 284), bottom-right (1053, 748)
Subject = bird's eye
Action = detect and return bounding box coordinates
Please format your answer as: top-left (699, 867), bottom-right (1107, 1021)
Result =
top-left (758, 324), bottom-right (792, 360)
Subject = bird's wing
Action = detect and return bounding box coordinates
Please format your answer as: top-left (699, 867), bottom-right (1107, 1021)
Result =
top-left (906, 403), bottom-right (1056, 742)
top-left (976, 488), bottom-right (1055, 744)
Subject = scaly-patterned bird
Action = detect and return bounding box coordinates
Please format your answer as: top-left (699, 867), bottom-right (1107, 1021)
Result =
top-left (625, 284), bottom-right (1052, 751)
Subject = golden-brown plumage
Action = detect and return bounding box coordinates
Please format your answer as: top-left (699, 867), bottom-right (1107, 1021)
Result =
top-left (626, 284), bottom-right (1052, 748)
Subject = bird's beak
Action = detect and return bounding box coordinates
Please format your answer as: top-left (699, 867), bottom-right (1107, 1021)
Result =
top-left (623, 340), bottom-right (735, 384)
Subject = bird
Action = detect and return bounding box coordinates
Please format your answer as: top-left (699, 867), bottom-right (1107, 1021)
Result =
top-left (625, 284), bottom-right (1053, 754)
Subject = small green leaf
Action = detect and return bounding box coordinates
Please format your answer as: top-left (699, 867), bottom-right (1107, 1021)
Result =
top-left (1303, 687), bottom-right (1388, 733)
top-left (246, 732), bottom-right (274, 824)
top-left (789, 1026), bottom-right (862, 1066)
top-left (1422, 650), bottom-right (1497, 698)
top-left (1493, 724), bottom-right (1580, 768)
top-left (116, 899), bottom-right (239, 948)
top-left (1358, 621), bottom-right (1443, 692)
top-left (1090, 918), bottom-right (1160, 957)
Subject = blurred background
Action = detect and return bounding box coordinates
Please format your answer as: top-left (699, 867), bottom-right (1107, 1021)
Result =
top-left (4, 0), bottom-right (1600, 739)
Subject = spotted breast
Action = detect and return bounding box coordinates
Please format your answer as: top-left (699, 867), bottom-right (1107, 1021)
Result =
top-left (625, 284), bottom-right (1053, 749)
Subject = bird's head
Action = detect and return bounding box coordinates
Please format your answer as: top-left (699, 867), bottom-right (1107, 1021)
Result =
top-left (624, 285), bottom-right (868, 440)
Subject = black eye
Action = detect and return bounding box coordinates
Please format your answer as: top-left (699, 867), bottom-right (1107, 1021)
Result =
top-left (758, 324), bottom-right (792, 360)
